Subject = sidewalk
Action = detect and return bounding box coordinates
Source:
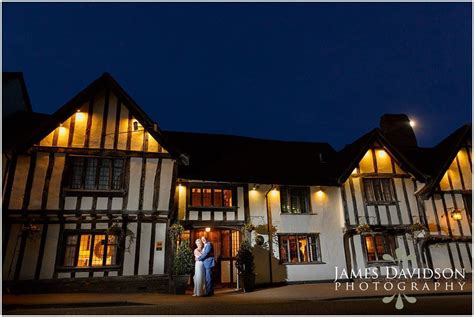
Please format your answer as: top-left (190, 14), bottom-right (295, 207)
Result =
top-left (3, 280), bottom-right (472, 309)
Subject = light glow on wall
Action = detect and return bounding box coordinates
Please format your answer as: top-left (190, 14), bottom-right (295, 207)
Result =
top-left (76, 110), bottom-right (85, 121)
top-left (377, 149), bottom-right (387, 159)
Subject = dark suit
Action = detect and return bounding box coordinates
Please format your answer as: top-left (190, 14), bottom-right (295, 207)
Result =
top-left (198, 241), bottom-right (215, 295)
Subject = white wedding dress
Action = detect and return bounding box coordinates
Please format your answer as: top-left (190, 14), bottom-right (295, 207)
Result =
top-left (193, 252), bottom-right (206, 296)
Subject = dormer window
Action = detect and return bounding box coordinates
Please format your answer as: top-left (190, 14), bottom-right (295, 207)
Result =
top-left (67, 156), bottom-right (125, 191)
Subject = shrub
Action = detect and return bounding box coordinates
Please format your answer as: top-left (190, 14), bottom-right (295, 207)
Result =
top-left (172, 240), bottom-right (194, 275)
top-left (235, 240), bottom-right (255, 274)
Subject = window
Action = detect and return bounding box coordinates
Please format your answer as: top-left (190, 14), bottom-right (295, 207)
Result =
top-left (363, 234), bottom-right (396, 263)
top-left (62, 231), bottom-right (119, 268)
top-left (279, 234), bottom-right (321, 264)
top-left (363, 178), bottom-right (396, 204)
top-left (190, 187), bottom-right (233, 207)
top-left (68, 156), bottom-right (124, 191)
top-left (280, 186), bottom-right (310, 214)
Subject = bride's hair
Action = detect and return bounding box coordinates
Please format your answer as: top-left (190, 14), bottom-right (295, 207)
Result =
top-left (195, 238), bottom-right (202, 247)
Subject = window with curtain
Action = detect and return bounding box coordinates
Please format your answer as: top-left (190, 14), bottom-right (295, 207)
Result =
top-left (362, 178), bottom-right (396, 204)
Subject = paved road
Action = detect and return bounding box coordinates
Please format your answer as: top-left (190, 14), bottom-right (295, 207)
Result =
top-left (4, 294), bottom-right (472, 315)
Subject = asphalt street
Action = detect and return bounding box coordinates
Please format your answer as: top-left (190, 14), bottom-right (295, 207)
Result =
top-left (4, 294), bottom-right (472, 315)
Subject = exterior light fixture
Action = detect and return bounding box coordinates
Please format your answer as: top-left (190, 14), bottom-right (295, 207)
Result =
top-left (378, 150), bottom-right (387, 158)
top-left (409, 120), bottom-right (416, 127)
top-left (205, 227), bottom-right (211, 232)
top-left (443, 208), bottom-right (463, 221)
top-left (451, 209), bottom-right (463, 221)
top-left (133, 120), bottom-right (139, 131)
top-left (76, 109), bottom-right (85, 121)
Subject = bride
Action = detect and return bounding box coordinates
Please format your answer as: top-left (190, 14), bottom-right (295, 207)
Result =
top-left (193, 238), bottom-right (206, 296)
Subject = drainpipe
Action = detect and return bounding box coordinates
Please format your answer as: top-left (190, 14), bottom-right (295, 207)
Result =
top-left (264, 185), bottom-right (274, 284)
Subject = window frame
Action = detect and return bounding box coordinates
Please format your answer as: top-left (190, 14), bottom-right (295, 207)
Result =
top-left (187, 184), bottom-right (237, 210)
top-left (362, 233), bottom-right (397, 265)
top-left (56, 229), bottom-right (123, 272)
top-left (64, 155), bottom-right (127, 196)
top-left (280, 186), bottom-right (312, 214)
top-left (278, 233), bottom-right (323, 265)
top-left (362, 177), bottom-right (397, 205)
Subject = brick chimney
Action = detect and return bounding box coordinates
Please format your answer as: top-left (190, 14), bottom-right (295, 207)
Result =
top-left (380, 114), bottom-right (418, 148)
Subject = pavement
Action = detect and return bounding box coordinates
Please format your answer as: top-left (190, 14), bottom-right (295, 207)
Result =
top-left (2, 280), bottom-right (472, 315)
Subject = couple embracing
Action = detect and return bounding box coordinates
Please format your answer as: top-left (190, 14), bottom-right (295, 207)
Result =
top-left (193, 236), bottom-right (215, 297)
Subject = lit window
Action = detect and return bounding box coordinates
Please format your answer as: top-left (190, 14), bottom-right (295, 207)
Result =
top-left (189, 187), bottom-right (234, 207)
top-left (278, 234), bottom-right (322, 264)
top-left (61, 231), bottom-right (119, 268)
top-left (364, 234), bottom-right (396, 263)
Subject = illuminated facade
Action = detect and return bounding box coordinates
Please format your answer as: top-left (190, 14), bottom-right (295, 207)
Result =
top-left (2, 73), bottom-right (471, 292)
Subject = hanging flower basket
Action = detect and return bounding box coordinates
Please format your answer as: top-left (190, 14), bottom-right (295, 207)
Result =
top-left (410, 222), bottom-right (428, 239)
top-left (106, 223), bottom-right (136, 253)
top-left (355, 223), bottom-right (372, 234)
top-left (22, 223), bottom-right (41, 241)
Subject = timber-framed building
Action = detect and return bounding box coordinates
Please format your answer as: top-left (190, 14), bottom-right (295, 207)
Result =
top-left (2, 73), bottom-right (472, 292)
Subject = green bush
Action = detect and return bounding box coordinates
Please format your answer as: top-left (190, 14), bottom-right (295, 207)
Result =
top-left (172, 240), bottom-right (194, 275)
top-left (235, 240), bottom-right (255, 274)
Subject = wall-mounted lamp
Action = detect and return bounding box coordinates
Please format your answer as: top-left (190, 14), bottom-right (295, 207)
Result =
top-left (76, 109), bottom-right (85, 121)
top-left (442, 207), bottom-right (463, 221)
top-left (133, 120), bottom-right (139, 131)
top-left (378, 149), bottom-right (387, 158)
top-left (251, 184), bottom-right (259, 191)
top-left (409, 120), bottom-right (416, 128)
top-left (205, 227), bottom-right (211, 232)
top-left (451, 208), bottom-right (463, 221)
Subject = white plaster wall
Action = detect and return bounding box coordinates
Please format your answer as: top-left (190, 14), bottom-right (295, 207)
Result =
top-left (248, 184), bottom-right (346, 282)
top-left (19, 224), bottom-right (43, 280)
top-left (9, 155), bottom-right (30, 209)
top-left (3, 224), bottom-right (22, 280)
top-left (28, 153), bottom-right (49, 210)
top-left (157, 159), bottom-right (174, 211)
top-left (153, 223), bottom-right (167, 274)
top-left (127, 158), bottom-right (142, 210)
top-left (46, 154), bottom-right (65, 210)
top-left (123, 222), bottom-right (137, 276)
top-left (40, 224), bottom-right (60, 279)
top-left (143, 158), bottom-right (158, 210)
top-left (138, 223), bottom-right (151, 275)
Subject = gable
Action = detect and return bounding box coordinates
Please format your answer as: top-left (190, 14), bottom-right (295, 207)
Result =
top-left (438, 147), bottom-right (472, 191)
top-left (336, 129), bottom-right (426, 184)
top-left (357, 142), bottom-right (407, 175)
top-left (37, 89), bottom-right (167, 153)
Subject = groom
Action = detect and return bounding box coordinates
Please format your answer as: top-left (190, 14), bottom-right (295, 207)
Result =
top-left (198, 236), bottom-right (215, 296)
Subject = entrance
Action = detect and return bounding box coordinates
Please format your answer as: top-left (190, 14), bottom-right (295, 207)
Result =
top-left (190, 228), bottom-right (241, 287)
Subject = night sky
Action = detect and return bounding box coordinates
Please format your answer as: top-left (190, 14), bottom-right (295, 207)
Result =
top-left (3, 3), bottom-right (471, 150)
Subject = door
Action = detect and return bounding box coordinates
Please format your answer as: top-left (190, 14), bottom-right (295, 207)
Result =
top-left (191, 228), bottom-right (241, 287)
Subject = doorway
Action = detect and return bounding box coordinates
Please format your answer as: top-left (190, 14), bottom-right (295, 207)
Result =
top-left (190, 228), bottom-right (241, 287)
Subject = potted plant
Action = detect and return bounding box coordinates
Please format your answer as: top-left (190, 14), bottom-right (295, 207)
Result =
top-left (235, 240), bottom-right (256, 292)
top-left (172, 240), bottom-right (194, 295)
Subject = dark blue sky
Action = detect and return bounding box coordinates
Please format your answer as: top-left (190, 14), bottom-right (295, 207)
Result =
top-left (3, 3), bottom-right (471, 149)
